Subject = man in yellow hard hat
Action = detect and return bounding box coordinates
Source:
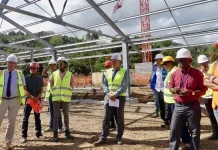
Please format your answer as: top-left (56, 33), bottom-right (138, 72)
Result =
top-left (163, 56), bottom-right (191, 149)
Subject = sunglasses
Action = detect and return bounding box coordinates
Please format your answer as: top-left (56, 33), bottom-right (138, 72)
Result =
top-left (30, 68), bottom-right (37, 70)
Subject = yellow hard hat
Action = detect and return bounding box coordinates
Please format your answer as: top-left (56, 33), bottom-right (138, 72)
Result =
top-left (162, 56), bottom-right (175, 63)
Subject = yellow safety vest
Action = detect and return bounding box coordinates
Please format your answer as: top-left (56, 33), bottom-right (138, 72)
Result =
top-left (164, 67), bottom-right (177, 104)
top-left (202, 71), bottom-right (213, 98)
top-left (0, 69), bottom-right (25, 104)
top-left (45, 71), bottom-right (52, 99)
top-left (106, 68), bottom-right (126, 96)
top-left (51, 70), bottom-right (72, 102)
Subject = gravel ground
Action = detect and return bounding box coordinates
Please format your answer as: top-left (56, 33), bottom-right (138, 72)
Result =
top-left (0, 103), bottom-right (217, 150)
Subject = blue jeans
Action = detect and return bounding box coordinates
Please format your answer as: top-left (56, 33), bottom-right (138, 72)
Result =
top-left (153, 90), bottom-right (159, 114)
top-left (213, 107), bottom-right (218, 124)
top-left (49, 94), bottom-right (63, 129)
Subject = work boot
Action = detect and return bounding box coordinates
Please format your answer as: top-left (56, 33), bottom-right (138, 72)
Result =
top-left (65, 130), bottom-right (74, 139)
top-left (93, 138), bottom-right (106, 146)
top-left (53, 132), bottom-right (59, 142)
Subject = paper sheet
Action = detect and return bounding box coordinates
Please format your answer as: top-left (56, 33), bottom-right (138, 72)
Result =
top-left (109, 99), bottom-right (119, 107)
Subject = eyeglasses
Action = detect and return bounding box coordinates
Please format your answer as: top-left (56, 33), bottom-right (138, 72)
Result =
top-left (156, 59), bottom-right (162, 61)
top-left (30, 68), bottom-right (37, 70)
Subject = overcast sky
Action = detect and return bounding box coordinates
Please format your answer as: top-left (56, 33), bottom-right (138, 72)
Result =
top-left (1, 0), bottom-right (218, 45)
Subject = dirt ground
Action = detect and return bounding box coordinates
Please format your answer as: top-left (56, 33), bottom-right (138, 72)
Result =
top-left (0, 102), bottom-right (217, 150)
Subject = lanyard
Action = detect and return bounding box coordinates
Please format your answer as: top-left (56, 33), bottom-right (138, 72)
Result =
top-left (180, 69), bottom-right (192, 88)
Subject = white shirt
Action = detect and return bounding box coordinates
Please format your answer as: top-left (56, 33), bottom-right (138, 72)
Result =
top-left (155, 67), bottom-right (164, 92)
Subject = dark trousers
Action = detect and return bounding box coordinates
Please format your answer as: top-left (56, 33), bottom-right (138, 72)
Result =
top-left (165, 103), bottom-right (191, 144)
top-left (204, 98), bottom-right (218, 136)
top-left (170, 101), bottom-right (201, 150)
top-left (48, 95), bottom-right (63, 129)
top-left (101, 95), bottom-right (126, 140)
top-left (156, 91), bottom-right (165, 122)
top-left (110, 109), bottom-right (118, 125)
top-left (22, 104), bottom-right (42, 138)
top-left (53, 102), bottom-right (70, 133)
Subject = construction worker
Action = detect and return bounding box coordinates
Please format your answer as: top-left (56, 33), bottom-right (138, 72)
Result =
top-left (44, 59), bottom-right (63, 133)
top-left (169, 48), bottom-right (207, 150)
top-left (163, 56), bottom-right (191, 149)
top-left (21, 62), bottom-right (44, 143)
top-left (150, 54), bottom-right (167, 126)
top-left (0, 54), bottom-right (26, 149)
top-left (94, 53), bottom-right (127, 146)
top-left (103, 60), bottom-right (118, 128)
top-left (49, 57), bottom-right (74, 142)
top-left (203, 55), bottom-right (218, 140)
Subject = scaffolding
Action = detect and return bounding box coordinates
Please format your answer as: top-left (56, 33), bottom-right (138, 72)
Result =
top-left (0, 0), bottom-right (217, 98)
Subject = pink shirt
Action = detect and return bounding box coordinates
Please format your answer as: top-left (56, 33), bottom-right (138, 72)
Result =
top-left (50, 70), bottom-right (74, 88)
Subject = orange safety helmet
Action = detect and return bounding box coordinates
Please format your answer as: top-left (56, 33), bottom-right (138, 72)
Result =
top-left (104, 61), bottom-right (111, 67)
top-left (29, 61), bottom-right (39, 68)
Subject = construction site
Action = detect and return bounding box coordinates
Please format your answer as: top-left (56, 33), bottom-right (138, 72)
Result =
top-left (0, 0), bottom-right (217, 150)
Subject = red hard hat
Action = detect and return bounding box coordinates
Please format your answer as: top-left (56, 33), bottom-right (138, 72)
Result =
top-left (104, 61), bottom-right (111, 67)
top-left (29, 62), bottom-right (39, 68)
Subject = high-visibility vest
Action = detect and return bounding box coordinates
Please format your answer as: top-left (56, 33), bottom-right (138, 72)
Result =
top-left (164, 67), bottom-right (177, 104)
top-left (51, 70), bottom-right (72, 102)
top-left (45, 71), bottom-right (52, 99)
top-left (202, 71), bottom-right (213, 98)
top-left (106, 68), bottom-right (126, 96)
top-left (0, 69), bottom-right (25, 104)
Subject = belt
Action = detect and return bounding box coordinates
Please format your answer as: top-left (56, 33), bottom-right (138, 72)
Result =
top-left (3, 96), bottom-right (18, 100)
top-left (176, 100), bottom-right (199, 106)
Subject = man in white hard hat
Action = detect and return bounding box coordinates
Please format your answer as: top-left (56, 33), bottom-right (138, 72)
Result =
top-left (169, 48), bottom-right (207, 150)
top-left (49, 57), bottom-right (74, 142)
top-left (0, 54), bottom-right (26, 149)
top-left (94, 53), bottom-right (127, 146)
top-left (44, 59), bottom-right (63, 133)
top-left (150, 53), bottom-right (168, 126)
top-left (198, 55), bottom-right (218, 140)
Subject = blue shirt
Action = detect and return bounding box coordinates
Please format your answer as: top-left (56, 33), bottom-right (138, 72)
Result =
top-left (25, 74), bottom-right (44, 97)
top-left (102, 67), bottom-right (127, 97)
top-left (3, 69), bottom-right (26, 98)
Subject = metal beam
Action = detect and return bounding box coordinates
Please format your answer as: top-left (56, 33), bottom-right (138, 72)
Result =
top-left (86, 0), bottom-right (138, 51)
top-left (4, 0), bottom-right (216, 46)
top-left (0, 4), bottom-right (118, 40)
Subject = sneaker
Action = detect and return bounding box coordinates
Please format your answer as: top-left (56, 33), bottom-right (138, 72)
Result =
top-left (44, 128), bottom-right (53, 132)
top-left (93, 138), bottom-right (106, 146)
top-left (152, 113), bottom-right (159, 118)
top-left (5, 142), bottom-right (13, 150)
top-left (36, 133), bottom-right (44, 139)
top-left (58, 128), bottom-right (64, 134)
top-left (21, 138), bottom-right (27, 144)
top-left (117, 139), bottom-right (123, 145)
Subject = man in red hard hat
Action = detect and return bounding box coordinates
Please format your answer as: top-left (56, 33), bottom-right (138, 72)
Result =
top-left (104, 61), bottom-right (118, 129)
top-left (21, 62), bottom-right (44, 143)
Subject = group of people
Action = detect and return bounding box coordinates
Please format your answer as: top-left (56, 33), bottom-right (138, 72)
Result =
top-left (0, 54), bottom-right (74, 149)
top-left (0, 48), bottom-right (217, 150)
top-left (150, 48), bottom-right (218, 150)
top-left (0, 53), bottom-right (127, 149)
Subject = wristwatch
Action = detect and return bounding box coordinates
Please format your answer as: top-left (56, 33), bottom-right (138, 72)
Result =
top-left (192, 91), bottom-right (195, 96)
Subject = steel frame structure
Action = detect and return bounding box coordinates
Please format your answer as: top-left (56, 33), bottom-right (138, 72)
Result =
top-left (0, 0), bottom-right (217, 97)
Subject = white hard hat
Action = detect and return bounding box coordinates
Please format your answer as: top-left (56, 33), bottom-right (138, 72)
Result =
top-left (154, 54), bottom-right (164, 59)
top-left (197, 55), bottom-right (209, 64)
top-left (57, 57), bottom-right (68, 63)
top-left (176, 48), bottom-right (192, 59)
top-left (111, 53), bottom-right (122, 60)
top-left (6, 54), bottom-right (18, 62)
top-left (48, 59), bottom-right (56, 65)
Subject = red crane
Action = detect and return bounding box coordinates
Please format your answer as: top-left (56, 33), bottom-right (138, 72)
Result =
top-left (140, 0), bottom-right (152, 62)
